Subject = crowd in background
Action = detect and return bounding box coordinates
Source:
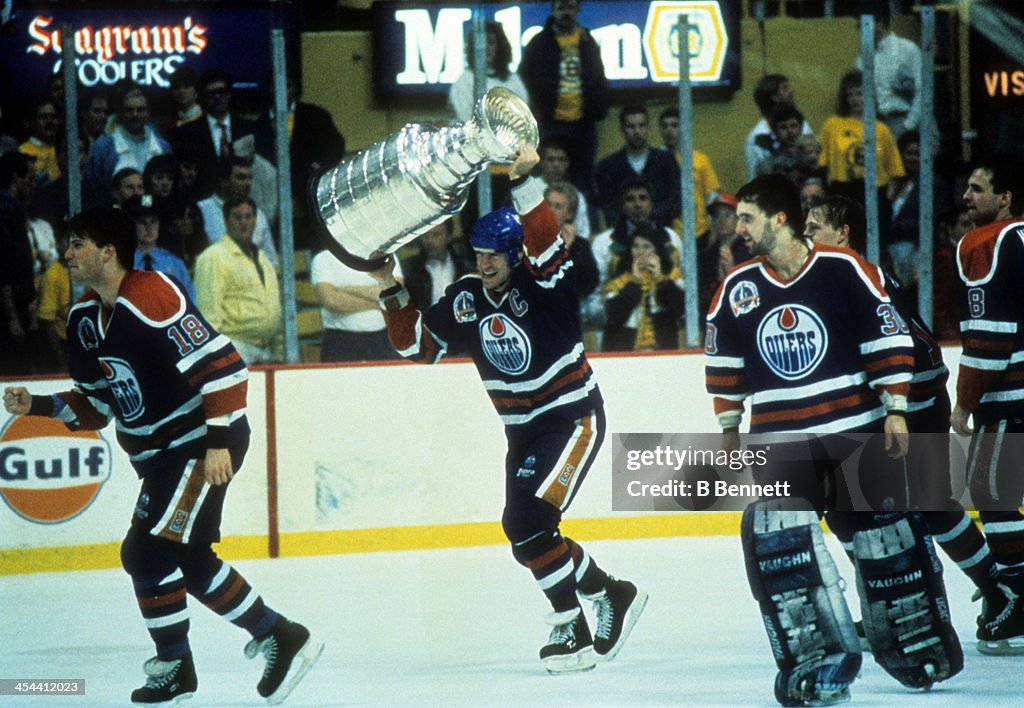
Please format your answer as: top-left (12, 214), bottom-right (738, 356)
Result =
top-left (0, 2), bottom-right (975, 375)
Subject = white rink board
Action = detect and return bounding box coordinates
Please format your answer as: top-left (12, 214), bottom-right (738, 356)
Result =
top-left (2, 347), bottom-right (964, 553)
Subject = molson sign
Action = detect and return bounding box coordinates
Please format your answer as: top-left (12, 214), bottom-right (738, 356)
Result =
top-left (1, 5), bottom-right (293, 95)
top-left (0, 415), bottom-right (112, 524)
top-left (373, 0), bottom-right (740, 98)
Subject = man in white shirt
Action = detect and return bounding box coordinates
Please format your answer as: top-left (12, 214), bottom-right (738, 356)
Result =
top-left (311, 250), bottom-right (405, 362)
top-left (743, 74), bottom-right (814, 180)
top-left (857, 11), bottom-right (921, 140)
top-left (198, 155), bottom-right (278, 268)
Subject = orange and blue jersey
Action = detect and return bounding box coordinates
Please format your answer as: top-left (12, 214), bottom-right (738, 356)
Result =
top-left (705, 244), bottom-right (914, 434)
top-left (955, 219), bottom-right (1024, 425)
top-left (381, 178), bottom-right (601, 427)
top-left (59, 270), bottom-right (250, 476)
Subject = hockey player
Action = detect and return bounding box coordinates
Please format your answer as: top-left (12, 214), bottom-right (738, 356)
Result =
top-left (367, 145), bottom-right (647, 674)
top-left (705, 175), bottom-right (920, 705)
top-left (2, 207), bottom-right (322, 705)
top-left (951, 158), bottom-right (1024, 654)
top-left (804, 195), bottom-right (998, 595)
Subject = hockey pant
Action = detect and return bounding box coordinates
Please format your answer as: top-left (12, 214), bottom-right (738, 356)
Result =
top-left (502, 409), bottom-right (609, 612)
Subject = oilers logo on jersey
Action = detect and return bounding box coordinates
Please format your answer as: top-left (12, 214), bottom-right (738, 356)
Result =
top-left (99, 357), bottom-right (145, 422)
top-left (480, 313), bottom-right (532, 375)
top-left (756, 304), bottom-right (828, 381)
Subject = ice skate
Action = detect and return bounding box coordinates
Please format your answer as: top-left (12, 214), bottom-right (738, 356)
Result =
top-left (244, 617), bottom-right (324, 704)
top-left (584, 576), bottom-right (648, 661)
top-left (977, 582), bottom-right (1024, 656)
top-left (539, 607), bottom-right (597, 674)
top-left (130, 652), bottom-right (197, 705)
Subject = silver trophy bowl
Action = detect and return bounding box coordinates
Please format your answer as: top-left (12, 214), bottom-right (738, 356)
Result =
top-left (309, 87), bottom-right (538, 271)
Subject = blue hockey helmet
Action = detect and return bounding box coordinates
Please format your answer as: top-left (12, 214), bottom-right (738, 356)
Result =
top-left (470, 207), bottom-right (523, 265)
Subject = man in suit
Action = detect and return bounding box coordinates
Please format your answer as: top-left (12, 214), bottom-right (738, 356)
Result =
top-left (169, 68), bottom-right (263, 200)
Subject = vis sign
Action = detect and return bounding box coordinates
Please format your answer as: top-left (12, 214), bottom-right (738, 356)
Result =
top-left (0, 415), bottom-right (112, 524)
top-left (373, 0), bottom-right (740, 98)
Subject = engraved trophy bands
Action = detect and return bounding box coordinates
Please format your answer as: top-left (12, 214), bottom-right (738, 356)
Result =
top-left (309, 87), bottom-right (539, 271)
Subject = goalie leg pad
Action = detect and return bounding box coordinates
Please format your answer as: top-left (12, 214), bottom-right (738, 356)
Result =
top-left (742, 500), bottom-right (862, 706)
top-left (852, 511), bottom-right (964, 689)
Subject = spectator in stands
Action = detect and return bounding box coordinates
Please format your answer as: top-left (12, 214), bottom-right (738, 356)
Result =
top-left (800, 177), bottom-right (828, 216)
top-left (0, 104), bottom-right (18, 157)
top-left (744, 74), bottom-right (814, 180)
top-left (544, 181), bottom-right (599, 302)
top-left (166, 199), bottom-right (210, 272)
top-left (194, 196), bottom-right (282, 364)
top-left (448, 21), bottom-right (528, 122)
top-left (754, 105), bottom-right (810, 178)
top-left (601, 225), bottom-right (685, 352)
top-left (169, 66), bottom-right (203, 127)
top-left (110, 167), bottom-right (144, 208)
top-left (699, 193), bottom-right (749, 317)
top-left (591, 176), bottom-right (683, 289)
top-left (311, 248), bottom-right (403, 363)
top-left (817, 70), bottom-right (905, 246)
top-left (233, 134), bottom-right (278, 228)
top-left (281, 74), bottom-right (345, 250)
top-left (143, 152), bottom-right (182, 224)
top-left (400, 219), bottom-right (472, 310)
top-left (595, 104), bottom-right (680, 229)
top-left (857, 9), bottom-right (921, 140)
top-left (84, 83), bottom-right (171, 207)
top-left (519, 0), bottom-right (608, 196)
top-left (126, 194), bottom-right (195, 301)
top-left (175, 143), bottom-right (204, 203)
top-left (19, 97), bottom-right (62, 183)
top-left (659, 106), bottom-right (720, 241)
top-left (79, 89), bottom-right (111, 155)
top-left (198, 155), bottom-right (278, 268)
top-left (0, 151), bottom-right (37, 375)
top-left (30, 134), bottom-right (85, 232)
top-left (526, 137), bottom-right (594, 238)
top-left (34, 229), bottom-right (70, 373)
top-left (170, 68), bottom-right (262, 200)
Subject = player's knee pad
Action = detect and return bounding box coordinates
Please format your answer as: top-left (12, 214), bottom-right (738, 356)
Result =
top-left (502, 498), bottom-right (560, 567)
top-left (120, 526), bottom-right (177, 579)
top-left (852, 511), bottom-right (963, 689)
top-left (741, 499), bottom-right (861, 707)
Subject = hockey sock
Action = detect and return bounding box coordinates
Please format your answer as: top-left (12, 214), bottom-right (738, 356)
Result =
top-left (513, 530), bottom-right (580, 612)
top-left (180, 550), bottom-right (277, 639)
top-left (121, 528), bottom-right (190, 661)
top-left (564, 537), bottom-right (608, 596)
top-left (132, 569), bottom-right (191, 661)
top-left (924, 508), bottom-right (998, 591)
top-left (981, 511), bottom-right (1024, 585)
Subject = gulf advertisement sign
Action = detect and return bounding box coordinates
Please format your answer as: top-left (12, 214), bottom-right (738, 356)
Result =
top-left (0, 415), bottom-right (112, 524)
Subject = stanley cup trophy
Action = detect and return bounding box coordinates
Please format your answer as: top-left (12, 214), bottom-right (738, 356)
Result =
top-left (309, 87), bottom-right (539, 271)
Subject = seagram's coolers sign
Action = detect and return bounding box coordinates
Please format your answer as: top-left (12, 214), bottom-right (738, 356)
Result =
top-left (0, 3), bottom-right (297, 96)
top-left (0, 415), bottom-right (112, 524)
top-left (373, 0), bottom-right (740, 98)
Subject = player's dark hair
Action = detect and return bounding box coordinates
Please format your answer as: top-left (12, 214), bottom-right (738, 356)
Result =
top-left (972, 158), bottom-right (1024, 216)
top-left (753, 74), bottom-right (790, 117)
top-left (737, 174), bottom-right (804, 236)
top-left (67, 207), bottom-right (137, 271)
top-left (813, 195), bottom-right (866, 255)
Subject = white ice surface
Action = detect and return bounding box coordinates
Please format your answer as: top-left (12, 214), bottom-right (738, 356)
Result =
top-left (2, 534), bottom-right (1021, 706)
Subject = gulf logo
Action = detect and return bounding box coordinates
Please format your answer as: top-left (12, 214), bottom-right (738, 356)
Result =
top-left (0, 415), bottom-right (112, 524)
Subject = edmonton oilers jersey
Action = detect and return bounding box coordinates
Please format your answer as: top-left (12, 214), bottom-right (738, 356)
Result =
top-left (882, 269), bottom-right (948, 415)
top-left (956, 219), bottom-right (1024, 424)
top-left (63, 271), bottom-right (250, 476)
top-left (383, 186), bottom-right (602, 427)
top-left (705, 245), bottom-right (914, 434)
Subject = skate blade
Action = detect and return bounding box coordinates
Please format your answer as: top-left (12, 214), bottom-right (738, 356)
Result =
top-left (130, 692), bottom-right (194, 706)
top-left (543, 647), bottom-right (597, 675)
top-left (267, 636), bottom-right (325, 705)
top-left (599, 589), bottom-right (650, 662)
top-left (976, 637), bottom-right (1024, 656)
